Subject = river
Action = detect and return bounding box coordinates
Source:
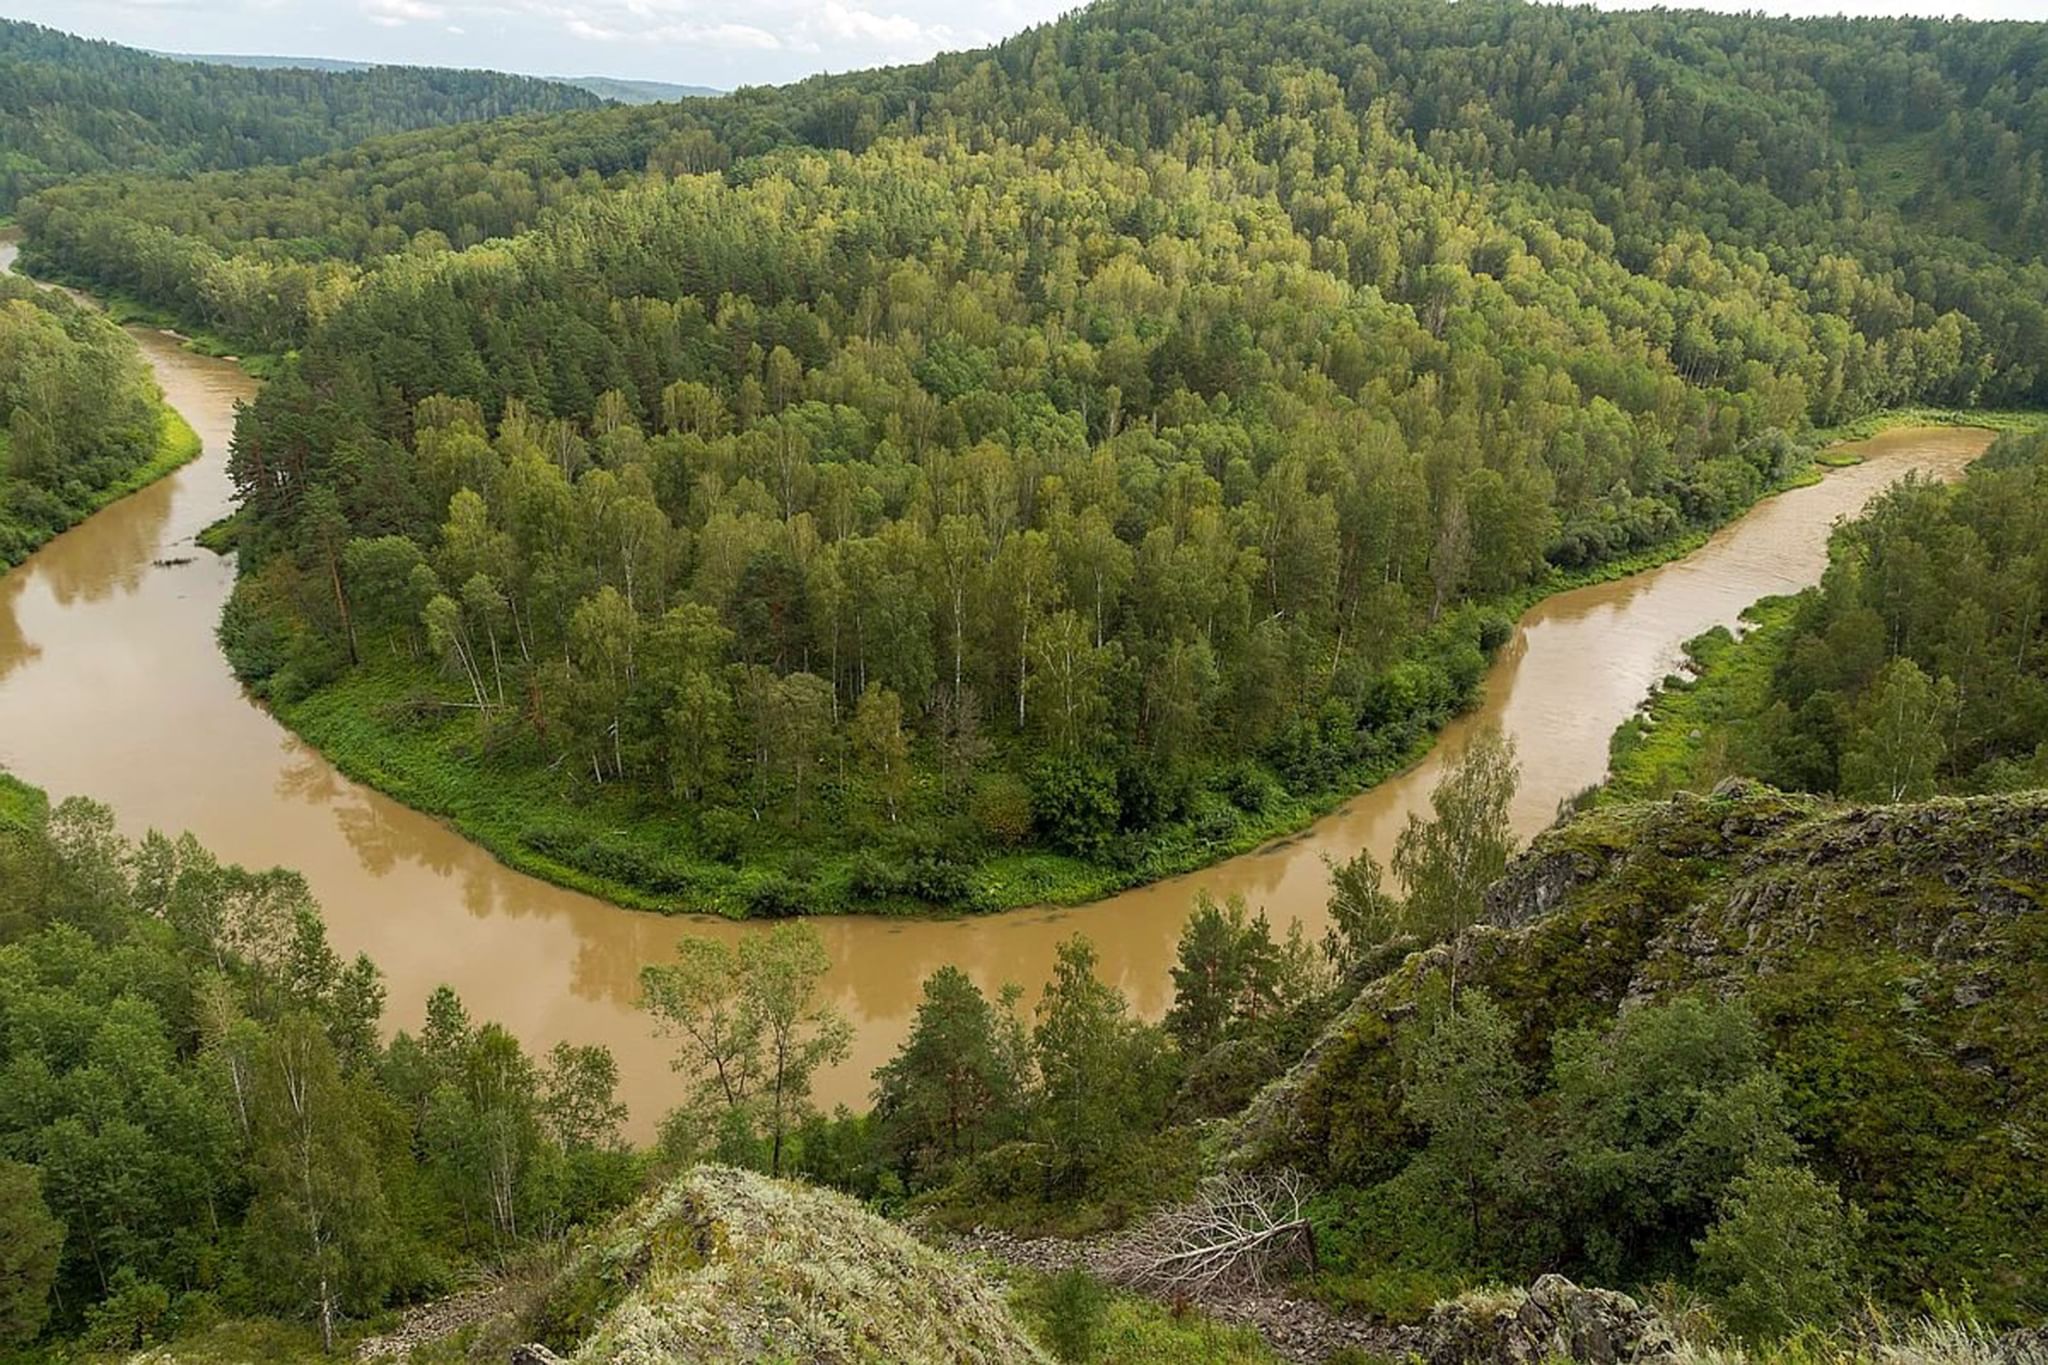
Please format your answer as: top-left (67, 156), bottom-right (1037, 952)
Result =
top-left (0, 232), bottom-right (1992, 1138)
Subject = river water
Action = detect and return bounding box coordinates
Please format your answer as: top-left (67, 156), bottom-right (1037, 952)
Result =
top-left (0, 232), bottom-right (1992, 1137)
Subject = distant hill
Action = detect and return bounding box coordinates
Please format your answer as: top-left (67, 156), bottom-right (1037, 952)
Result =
top-left (165, 52), bottom-right (722, 103)
top-left (558, 75), bottom-right (721, 104)
top-left (0, 19), bottom-right (603, 210)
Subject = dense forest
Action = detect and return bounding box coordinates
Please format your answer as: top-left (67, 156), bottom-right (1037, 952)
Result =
top-left (0, 19), bottom-right (601, 213)
top-left (56, 0), bottom-right (2026, 914)
top-left (9, 736), bottom-right (2042, 1358)
top-left (0, 268), bottom-right (192, 569)
top-left (0, 777), bottom-right (640, 1354)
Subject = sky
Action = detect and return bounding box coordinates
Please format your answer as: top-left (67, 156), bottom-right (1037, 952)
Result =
top-left (4, 0), bottom-right (2041, 91)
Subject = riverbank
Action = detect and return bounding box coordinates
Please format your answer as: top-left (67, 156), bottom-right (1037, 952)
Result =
top-left (247, 414), bottom-right (2014, 921)
top-left (0, 406), bottom-right (203, 574)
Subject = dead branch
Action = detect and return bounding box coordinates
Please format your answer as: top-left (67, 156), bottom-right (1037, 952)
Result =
top-left (1104, 1168), bottom-right (1317, 1297)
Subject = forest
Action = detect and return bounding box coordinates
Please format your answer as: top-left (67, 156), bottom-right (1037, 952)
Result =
top-left (0, 269), bottom-right (193, 569)
top-left (0, 19), bottom-right (601, 214)
top-left (71, 0), bottom-right (2029, 914)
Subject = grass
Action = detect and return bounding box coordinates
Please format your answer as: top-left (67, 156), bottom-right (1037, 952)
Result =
top-left (263, 411), bottom-right (2034, 918)
top-left (0, 768), bottom-right (48, 830)
top-left (1600, 596), bottom-right (1797, 807)
top-left (1005, 1268), bottom-right (1284, 1364)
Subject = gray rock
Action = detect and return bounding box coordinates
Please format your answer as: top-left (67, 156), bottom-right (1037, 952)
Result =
top-left (1420, 1274), bottom-right (1678, 1365)
top-left (509, 1346), bottom-right (567, 1365)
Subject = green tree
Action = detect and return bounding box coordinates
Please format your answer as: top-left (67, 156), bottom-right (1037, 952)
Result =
top-left (243, 1014), bottom-right (394, 1351)
top-left (1839, 657), bottom-right (1958, 802)
top-left (1163, 892), bottom-right (1279, 1058)
top-left (1695, 1162), bottom-right (1861, 1342)
top-left (1401, 989), bottom-right (1527, 1257)
top-left (872, 966), bottom-right (1025, 1180)
top-left (1393, 729), bottom-right (1519, 993)
top-left (0, 1160), bottom-right (63, 1349)
top-left (1033, 936), bottom-right (1172, 1189)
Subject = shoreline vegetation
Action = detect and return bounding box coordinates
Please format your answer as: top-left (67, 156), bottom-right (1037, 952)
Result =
top-left (1603, 418), bottom-right (2048, 811)
top-left (0, 406), bottom-right (203, 572)
top-left (0, 242), bottom-right (204, 570)
top-left (243, 412), bottom-right (2023, 920)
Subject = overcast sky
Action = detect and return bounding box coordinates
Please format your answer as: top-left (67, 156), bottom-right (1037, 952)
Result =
top-left (6, 0), bottom-right (2041, 90)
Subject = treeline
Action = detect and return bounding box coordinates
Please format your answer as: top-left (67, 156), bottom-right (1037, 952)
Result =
top-left (0, 788), bottom-right (639, 1353)
top-left (1611, 426), bottom-right (2048, 803)
top-left (17, 0), bottom-right (2048, 397)
top-left (0, 19), bottom-right (601, 213)
top-left (0, 271), bottom-right (185, 569)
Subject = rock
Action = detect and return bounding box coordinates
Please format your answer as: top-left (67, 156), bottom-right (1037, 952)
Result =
top-left (509, 1347), bottom-right (566, 1365)
top-left (1420, 1275), bottom-right (1677, 1365)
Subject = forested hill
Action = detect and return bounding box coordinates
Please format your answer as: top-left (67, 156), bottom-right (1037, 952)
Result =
top-left (0, 19), bottom-right (602, 212)
top-left (20, 0), bottom-right (2048, 368)
top-left (143, 0), bottom-right (2044, 917)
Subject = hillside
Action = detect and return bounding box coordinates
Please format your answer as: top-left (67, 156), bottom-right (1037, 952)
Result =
top-left (0, 19), bottom-right (601, 212)
top-left (1233, 780), bottom-right (2048, 1322)
top-left (0, 264), bottom-right (198, 568)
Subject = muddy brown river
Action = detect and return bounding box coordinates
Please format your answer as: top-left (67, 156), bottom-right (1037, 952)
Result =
top-left (0, 233), bottom-right (1992, 1137)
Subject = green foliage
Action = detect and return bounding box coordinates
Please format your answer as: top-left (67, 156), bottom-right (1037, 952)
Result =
top-left (1009, 1268), bottom-right (1280, 1365)
top-left (0, 271), bottom-right (198, 570)
top-left (52, 0), bottom-right (2048, 912)
top-left (0, 780), bottom-right (640, 1352)
top-left (1037, 1268), bottom-right (1110, 1364)
top-left (1242, 783), bottom-right (2048, 1325)
top-left (1608, 425), bottom-right (2048, 806)
top-left (0, 1159), bottom-right (62, 1347)
top-left (1695, 1163), bottom-right (1864, 1344)
top-left (638, 921), bottom-right (851, 1176)
top-left (871, 966), bottom-right (1030, 1183)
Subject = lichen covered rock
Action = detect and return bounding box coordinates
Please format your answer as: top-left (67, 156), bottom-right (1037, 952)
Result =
top-left (1420, 1275), bottom-right (1677, 1365)
top-left (524, 1164), bottom-right (1049, 1364)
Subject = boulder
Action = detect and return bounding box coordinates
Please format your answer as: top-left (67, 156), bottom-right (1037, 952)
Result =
top-left (1420, 1274), bottom-right (1678, 1365)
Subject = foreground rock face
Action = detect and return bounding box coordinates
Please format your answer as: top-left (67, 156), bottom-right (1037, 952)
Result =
top-left (1420, 1275), bottom-right (1678, 1365)
top-left (524, 1165), bottom-right (1049, 1364)
top-left (1227, 783), bottom-right (2048, 1314)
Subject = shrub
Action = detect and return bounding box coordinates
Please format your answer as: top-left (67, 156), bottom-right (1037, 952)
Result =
top-left (971, 770), bottom-right (1036, 847)
top-left (1029, 755), bottom-right (1121, 858)
top-left (1694, 1162), bottom-right (1861, 1343)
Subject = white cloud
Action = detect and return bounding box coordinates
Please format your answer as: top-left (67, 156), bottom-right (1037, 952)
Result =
top-left (362, 0), bottom-right (445, 26)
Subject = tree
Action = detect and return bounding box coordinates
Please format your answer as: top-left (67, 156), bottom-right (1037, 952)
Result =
top-left (541, 1041), bottom-right (628, 1151)
top-left (0, 1160), bottom-right (63, 1349)
top-left (848, 683), bottom-right (911, 822)
top-left (1695, 1162), bottom-right (1861, 1342)
top-left (743, 923), bottom-right (852, 1176)
top-left (1164, 893), bottom-right (1280, 1058)
top-left (1034, 936), bottom-right (1172, 1188)
top-left (640, 924), bottom-right (850, 1176)
top-left (1400, 989), bottom-right (1526, 1257)
top-left (1393, 728), bottom-right (1519, 994)
top-left (243, 1014), bottom-right (394, 1351)
top-left (1323, 847), bottom-right (1399, 975)
top-left (872, 966), bottom-right (1025, 1179)
top-left (1551, 996), bottom-right (1797, 1279)
top-left (1839, 657), bottom-right (1957, 802)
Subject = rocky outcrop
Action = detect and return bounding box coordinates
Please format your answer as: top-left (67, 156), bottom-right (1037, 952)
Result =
top-left (1420, 1276), bottom-right (1678, 1365)
top-left (1224, 784), bottom-right (2048, 1311)
top-left (526, 1165), bottom-right (1049, 1364)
